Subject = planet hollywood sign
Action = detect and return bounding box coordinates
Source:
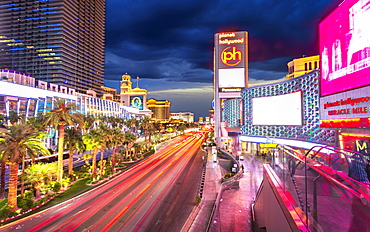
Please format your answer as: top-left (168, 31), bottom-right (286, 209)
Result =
top-left (324, 96), bottom-right (370, 115)
top-left (217, 32), bottom-right (247, 69)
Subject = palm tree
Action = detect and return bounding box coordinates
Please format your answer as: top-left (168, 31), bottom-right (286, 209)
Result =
top-left (43, 98), bottom-right (84, 182)
top-left (0, 123), bottom-right (50, 210)
top-left (132, 143), bottom-right (142, 159)
top-left (139, 116), bottom-right (154, 144)
top-left (109, 128), bottom-right (125, 174)
top-left (124, 131), bottom-right (137, 160)
top-left (65, 127), bottom-right (85, 176)
top-left (125, 118), bottom-right (137, 133)
top-left (22, 162), bottom-right (57, 199)
top-left (82, 114), bottom-right (96, 134)
top-left (6, 110), bottom-right (22, 125)
top-left (97, 124), bottom-right (111, 177)
top-left (82, 129), bottom-right (102, 181)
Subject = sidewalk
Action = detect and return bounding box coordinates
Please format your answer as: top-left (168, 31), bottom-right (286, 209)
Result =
top-left (188, 149), bottom-right (222, 232)
top-left (188, 150), bottom-right (264, 232)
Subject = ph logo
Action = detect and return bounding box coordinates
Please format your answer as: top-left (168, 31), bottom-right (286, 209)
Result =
top-left (221, 46), bottom-right (242, 66)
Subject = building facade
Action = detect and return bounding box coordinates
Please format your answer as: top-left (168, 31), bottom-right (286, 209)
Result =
top-left (170, 112), bottom-right (194, 123)
top-left (0, 69), bottom-right (131, 120)
top-left (0, 0), bottom-right (105, 94)
top-left (119, 73), bottom-right (151, 116)
top-left (147, 99), bottom-right (171, 123)
top-left (286, 55), bottom-right (320, 80)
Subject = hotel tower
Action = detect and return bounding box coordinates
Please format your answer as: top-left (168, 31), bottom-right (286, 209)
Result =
top-left (0, 0), bottom-right (106, 94)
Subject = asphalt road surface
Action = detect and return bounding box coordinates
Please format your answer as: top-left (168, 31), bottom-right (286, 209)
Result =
top-left (0, 132), bottom-right (206, 232)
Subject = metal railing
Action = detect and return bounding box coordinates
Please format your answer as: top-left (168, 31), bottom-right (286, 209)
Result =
top-left (269, 145), bottom-right (370, 232)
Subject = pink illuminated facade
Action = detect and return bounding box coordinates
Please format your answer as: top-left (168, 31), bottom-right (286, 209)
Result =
top-left (319, 0), bottom-right (370, 97)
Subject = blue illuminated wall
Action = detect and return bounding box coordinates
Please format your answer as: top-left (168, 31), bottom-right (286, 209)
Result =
top-left (241, 70), bottom-right (337, 146)
top-left (223, 99), bottom-right (241, 127)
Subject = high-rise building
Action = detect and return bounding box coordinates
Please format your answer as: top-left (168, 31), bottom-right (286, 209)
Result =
top-left (0, 0), bottom-right (105, 94)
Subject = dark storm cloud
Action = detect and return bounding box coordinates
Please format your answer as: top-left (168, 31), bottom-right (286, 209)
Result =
top-left (104, 0), bottom-right (342, 83)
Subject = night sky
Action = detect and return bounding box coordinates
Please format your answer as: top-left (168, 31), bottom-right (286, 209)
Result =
top-left (104, 0), bottom-right (342, 119)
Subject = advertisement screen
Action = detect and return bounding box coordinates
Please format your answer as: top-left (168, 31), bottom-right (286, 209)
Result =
top-left (320, 0), bottom-right (370, 96)
top-left (218, 68), bottom-right (245, 88)
top-left (130, 96), bottom-right (143, 110)
top-left (252, 91), bottom-right (302, 126)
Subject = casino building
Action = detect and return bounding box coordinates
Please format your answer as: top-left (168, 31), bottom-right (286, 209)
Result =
top-left (147, 99), bottom-right (171, 123)
top-left (0, 0), bottom-right (106, 95)
top-left (119, 73), bottom-right (151, 116)
top-left (0, 69), bottom-right (135, 121)
top-left (220, 0), bottom-right (370, 158)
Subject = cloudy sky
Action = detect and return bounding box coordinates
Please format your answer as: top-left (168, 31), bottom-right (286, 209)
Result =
top-left (104, 0), bottom-right (342, 119)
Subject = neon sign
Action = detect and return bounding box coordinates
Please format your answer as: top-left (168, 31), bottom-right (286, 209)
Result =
top-left (218, 32), bottom-right (244, 45)
top-left (320, 85), bottom-right (370, 128)
top-left (221, 46), bottom-right (242, 66)
top-left (215, 31), bottom-right (248, 88)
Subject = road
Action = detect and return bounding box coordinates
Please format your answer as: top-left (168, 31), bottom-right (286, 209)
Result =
top-left (0, 132), bottom-right (206, 232)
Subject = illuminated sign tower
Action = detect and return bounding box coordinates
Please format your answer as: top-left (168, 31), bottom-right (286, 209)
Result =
top-left (0, 0), bottom-right (106, 94)
top-left (214, 31), bottom-right (248, 146)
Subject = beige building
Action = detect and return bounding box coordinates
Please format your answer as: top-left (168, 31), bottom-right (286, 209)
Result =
top-left (286, 55), bottom-right (320, 79)
top-left (171, 112), bottom-right (194, 123)
top-left (147, 99), bottom-right (171, 123)
top-left (120, 73), bottom-right (151, 116)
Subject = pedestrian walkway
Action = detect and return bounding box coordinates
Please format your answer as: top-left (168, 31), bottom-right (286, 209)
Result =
top-left (209, 152), bottom-right (265, 232)
top-left (187, 148), bottom-right (265, 232)
top-left (188, 149), bottom-right (222, 232)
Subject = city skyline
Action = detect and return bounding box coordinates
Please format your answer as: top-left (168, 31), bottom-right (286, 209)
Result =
top-left (103, 0), bottom-right (343, 119)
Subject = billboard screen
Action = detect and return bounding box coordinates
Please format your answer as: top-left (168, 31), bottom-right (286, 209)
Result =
top-left (130, 96), bottom-right (143, 110)
top-left (319, 0), bottom-right (370, 96)
top-left (215, 31), bottom-right (248, 88)
top-left (252, 91), bottom-right (302, 126)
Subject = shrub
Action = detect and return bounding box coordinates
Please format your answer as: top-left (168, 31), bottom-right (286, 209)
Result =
top-left (0, 204), bottom-right (17, 220)
top-left (17, 197), bottom-right (34, 211)
top-left (49, 181), bottom-right (61, 193)
top-left (224, 173), bottom-right (235, 179)
top-left (24, 190), bottom-right (34, 199)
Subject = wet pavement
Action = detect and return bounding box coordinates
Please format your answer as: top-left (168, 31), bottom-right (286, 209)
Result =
top-left (188, 149), bottom-right (265, 232)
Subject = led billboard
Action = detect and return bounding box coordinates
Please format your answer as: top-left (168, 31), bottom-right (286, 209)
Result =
top-left (252, 91), bottom-right (302, 126)
top-left (319, 0), bottom-right (370, 96)
top-left (130, 96), bottom-right (143, 110)
top-left (215, 31), bottom-right (248, 89)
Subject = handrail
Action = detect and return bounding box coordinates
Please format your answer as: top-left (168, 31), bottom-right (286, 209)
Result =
top-left (277, 145), bottom-right (370, 202)
top-left (278, 144), bottom-right (369, 183)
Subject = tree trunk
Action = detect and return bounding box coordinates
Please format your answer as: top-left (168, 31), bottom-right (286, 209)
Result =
top-left (20, 157), bottom-right (25, 197)
top-left (111, 146), bottom-right (116, 174)
top-left (100, 147), bottom-right (105, 177)
top-left (0, 161), bottom-right (6, 199)
top-left (92, 150), bottom-right (97, 181)
top-left (57, 125), bottom-right (65, 183)
top-left (8, 163), bottom-right (19, 210)
top-left (68, 149), bottom-right (74, 176)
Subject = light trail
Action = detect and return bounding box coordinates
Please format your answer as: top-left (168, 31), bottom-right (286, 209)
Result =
top-left (0, 132), bottom-right (205, 232)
